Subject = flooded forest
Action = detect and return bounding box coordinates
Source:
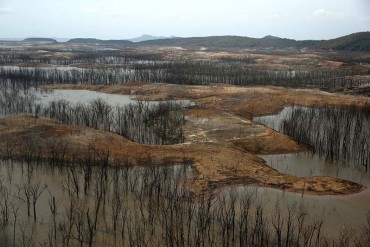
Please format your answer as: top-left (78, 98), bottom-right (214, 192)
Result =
top-left (0, 42), bottom-right (369, 247)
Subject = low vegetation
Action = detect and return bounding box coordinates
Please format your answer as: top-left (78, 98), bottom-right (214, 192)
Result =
top-left (0, 39), bottom-right (369, 246)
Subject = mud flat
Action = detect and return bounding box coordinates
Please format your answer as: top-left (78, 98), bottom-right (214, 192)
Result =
top-left (0, 115), bottom-right (364, 196)
top-left (2, 83), bottom-right (370, 197)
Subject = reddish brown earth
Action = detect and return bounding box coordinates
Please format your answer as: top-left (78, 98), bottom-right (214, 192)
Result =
top-left (2, 84), bottom-right (370, 197)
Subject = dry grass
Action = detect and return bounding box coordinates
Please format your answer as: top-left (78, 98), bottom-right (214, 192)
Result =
top-left (31, 83), bottom-right (370, 196)
top-left (0, 111), bottom-right (365, 197)
top-left (41, 83), bottom-right (370, 117)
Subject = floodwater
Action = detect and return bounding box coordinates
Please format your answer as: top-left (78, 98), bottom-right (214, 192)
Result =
top-left (0, 93), bottom-right (368, 244)
top-left (0, 103), bottom-right (370, 246)
top-left (33, 88), bottom-right (193, 108)
top-left (24, 86), bottom-right (192, 109)
top-left (0, 160), bottom-right (193, 246)
top-left (260, 152), bottom-right (368, 181)
top-left (33, 88), bottom-right (135, 107)
top-left (0, 45), bottom-right (25, 50)
top-left (252, 106), bottom-right (370, 238)
top-left (257, 153), bottom-right (370, 236)
top-left (253, 106), bottom-right (304, 131)
top-left (96, 48), bottom-right (119, 51)
top-left (0, 65), bottom-right (84, 71)
top-left (231, 182), bottom-right (370, 239)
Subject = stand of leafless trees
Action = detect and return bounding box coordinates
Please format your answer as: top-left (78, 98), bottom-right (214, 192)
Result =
top-left (0, 60), bottom-right (367, 89)
top-left (0, 48), bottom-right (369, 246)
top-left (282, 105), bottom-right (370, 171)
top-left (0, 157), bottom-right (369, 247)
top-left (0, 86), bottom-right (186, 145)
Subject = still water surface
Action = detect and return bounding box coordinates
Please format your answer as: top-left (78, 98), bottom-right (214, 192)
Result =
top-left (252, 106), bottom-right (370, 237)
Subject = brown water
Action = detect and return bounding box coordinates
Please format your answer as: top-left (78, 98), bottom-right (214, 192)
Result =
top-left (0, 95), bottom-right (368, 245)
top-left (252, 107), bottom-right (370, 239)
top-left (0, 156), bottom-right (368, 245)
top-left (226, 185), bottom-right (369, 239)
top-left (34, 88), bottom-right (135, 107)
top-left (33, 88), bottom-right (193, 107)
top-left (0, 160), bottom-right (194, 246)
top-left (253, 106), bottom-right (305, 132)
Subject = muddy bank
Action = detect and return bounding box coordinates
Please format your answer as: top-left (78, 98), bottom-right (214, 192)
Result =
top-left (0, 114), bottom-right (365, 197)
top-left (41, 83), bottom-right (370, 117)
top-left (1, 83), bottom-right (369, 196)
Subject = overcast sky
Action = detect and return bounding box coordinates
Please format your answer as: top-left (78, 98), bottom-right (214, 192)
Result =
top-left (0, 0), bottom-right (369, 40)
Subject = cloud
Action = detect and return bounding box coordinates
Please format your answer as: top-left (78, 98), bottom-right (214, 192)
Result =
top-left (313, 8), bottom-right (332, 17)
top-left (0, 7), bottom-right (14, 14)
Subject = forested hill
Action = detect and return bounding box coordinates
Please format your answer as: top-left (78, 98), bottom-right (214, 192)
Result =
top-left (140, 35), bottom-right (318, 49)
top-left (316, 32), bottom-right (370, 51)
top-left (140, 32), bottom-right (370, 51)
top-left (60, 32), bottom-right (370, 51)
top-left (23, 38), bottom-right (58, 43)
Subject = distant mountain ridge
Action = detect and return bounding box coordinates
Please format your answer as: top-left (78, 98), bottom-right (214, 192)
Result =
top-left (129, 35), bottom-right (170, 42)
top-left (11, 32), bottom-right (370, 51)
top-left (140, 35), bottom-right (321, 50)
top-left (66, 38), bottom-right (132, 45)
top-left (23, 38), bottom-right (58, 43)
top-left (141, 32), bottom-right (370, 51)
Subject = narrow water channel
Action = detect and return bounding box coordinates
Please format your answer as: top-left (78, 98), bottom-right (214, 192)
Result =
top-left (252, 106), bottom-right (370, 238)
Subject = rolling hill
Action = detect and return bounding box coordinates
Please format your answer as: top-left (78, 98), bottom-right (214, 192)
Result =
top-left (317, 32), bottom-right (370, 51)
top-left (61, 32), bottom-right (370, 51)
top-left (23, 38), bottom-right (58, 43)
top-left (140, 32), bottom-right (369, 51)
top-left (140, 35), bottom-right (303, 48)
